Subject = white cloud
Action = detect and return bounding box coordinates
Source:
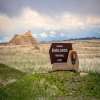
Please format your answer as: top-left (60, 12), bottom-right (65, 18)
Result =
top-left (49, 31), bottom-right (56, 35)
top-left (0, 7), bottom-right (100, 39)
top-left (86, 16), bottom-right (100, 25)
top-left (0, 15), bottom-right (14, 33)
top-left (60, 33), bottom-right (65, 37)
top-left (12, 8), bottom-right (53, 29)
top-left (40, 32), bottom-right (48, 38)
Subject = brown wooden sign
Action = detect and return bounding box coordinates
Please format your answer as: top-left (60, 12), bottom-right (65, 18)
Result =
top-left (49, 43), bottom-right (72, 64)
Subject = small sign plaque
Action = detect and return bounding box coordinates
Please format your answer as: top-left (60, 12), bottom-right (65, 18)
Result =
top-left (49, 43), bottom-right (72, 64)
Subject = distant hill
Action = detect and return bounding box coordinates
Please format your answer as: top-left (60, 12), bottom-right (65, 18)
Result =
top-left (40, 37), bottom-right (100, 43)
top-left (63, 37), bottom-right (100, 41)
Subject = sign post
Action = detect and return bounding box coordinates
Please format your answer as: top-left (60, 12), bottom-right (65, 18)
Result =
top-left (49, 43), bottom-right (79, 72)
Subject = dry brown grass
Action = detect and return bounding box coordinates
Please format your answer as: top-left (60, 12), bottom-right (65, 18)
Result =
top-left (0, 39), bottom-right (100, 73)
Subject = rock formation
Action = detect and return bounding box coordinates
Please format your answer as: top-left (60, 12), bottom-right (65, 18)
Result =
top-left (9, 31), bottom-right (38, 45)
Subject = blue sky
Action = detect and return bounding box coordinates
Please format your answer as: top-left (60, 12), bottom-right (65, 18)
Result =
top-left (0, 0), bottom-right (100, 42)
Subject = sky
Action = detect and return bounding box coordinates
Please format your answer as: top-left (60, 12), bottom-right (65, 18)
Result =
top-left (0, 0), bottom-right (100, 42)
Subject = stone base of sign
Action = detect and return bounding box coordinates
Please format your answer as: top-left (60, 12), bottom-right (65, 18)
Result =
top-left (52, 63), bottom-right (78, 72)
top-left (52, 50), bottom-right (79, 72)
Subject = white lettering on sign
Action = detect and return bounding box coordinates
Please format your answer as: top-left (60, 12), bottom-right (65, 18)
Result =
top-left (56, 45), bottom-right (63, 48)
top-left (52, 48), bottom-right (68, 53)
top-left (55, 54), bottom-right (64, 57)
top-left (57, 59), bottom-right (62, 62)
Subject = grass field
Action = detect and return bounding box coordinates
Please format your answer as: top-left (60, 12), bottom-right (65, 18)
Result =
top-left (0, 64), bottom-right (25, 87)
top-left (0, 45), bottom-right (51, 73)
top-left (0, 39), bottom-right (100, 99)
top-left (0, 40), bottom-right (100, 73)
top-left (0, 71), bottom-right (100, 100)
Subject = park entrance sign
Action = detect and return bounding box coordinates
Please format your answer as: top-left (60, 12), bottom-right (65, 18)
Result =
top-left (49, 43), bottom-right (79, 72)
top-left (49, 43), bottom-right (72, 64)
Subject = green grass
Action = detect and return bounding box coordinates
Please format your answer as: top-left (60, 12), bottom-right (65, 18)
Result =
top-left (0, 63), bottom-right (26, 86)
top-left (0, 71), bottom-right (100, 100)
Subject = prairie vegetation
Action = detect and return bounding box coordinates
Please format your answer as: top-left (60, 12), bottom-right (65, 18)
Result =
top-left (73, 40), bottom-right (100, 72)
top-left (0, 45), bottom-right (51, 73)
top-left (0, 40), bottom-right (100, 99)
top-left (0, 71), bottom-right (100, 99)
top-left (0, 40), bottom-right (100, 73)
top-left (0, 64), bottom-right (25, 87)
